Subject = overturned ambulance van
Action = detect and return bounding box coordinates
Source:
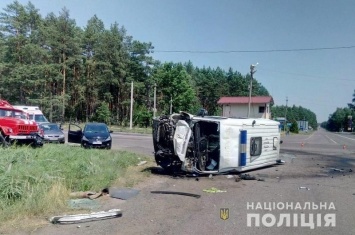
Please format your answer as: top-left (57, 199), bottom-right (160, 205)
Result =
top-left (152, 112), bottom-right (282, 174)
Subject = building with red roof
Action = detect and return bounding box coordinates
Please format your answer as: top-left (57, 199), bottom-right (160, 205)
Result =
top-left (217, 96), bottom-right (274, 119)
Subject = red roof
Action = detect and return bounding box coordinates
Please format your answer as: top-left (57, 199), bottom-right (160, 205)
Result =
top-left (217, 96), bottom-right (274, 105)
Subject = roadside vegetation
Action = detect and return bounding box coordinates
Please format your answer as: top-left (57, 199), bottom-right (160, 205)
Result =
top-left (321, 90), bottom-right (355, 132)
top-left (0, 1), bottom-right (270, 128)
top-left (0, 144), bottom-right (151, 230)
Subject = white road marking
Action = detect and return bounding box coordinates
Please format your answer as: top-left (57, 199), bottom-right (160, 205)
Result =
top-left (324, 134), bottom-right (337, 144)
top-left (304, 132), bottom-right (315, 141)
top-left (334, 134), bottom-right (355, 141)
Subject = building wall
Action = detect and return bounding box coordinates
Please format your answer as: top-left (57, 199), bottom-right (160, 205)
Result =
top-left (297, 120), bottom-right (309, 130)
top-left (222, 103), bottom-right (271, 119)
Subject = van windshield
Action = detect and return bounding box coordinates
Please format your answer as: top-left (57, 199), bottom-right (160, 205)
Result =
top-left (33, 114), bottom-right (48, 123)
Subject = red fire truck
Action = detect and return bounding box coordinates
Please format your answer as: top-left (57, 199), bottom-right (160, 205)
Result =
top-left (0, 100), bottom-right (43, 147)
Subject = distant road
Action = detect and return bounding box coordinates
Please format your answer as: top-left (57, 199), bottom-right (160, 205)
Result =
top-left (64, 131), bottom-right (154, 156)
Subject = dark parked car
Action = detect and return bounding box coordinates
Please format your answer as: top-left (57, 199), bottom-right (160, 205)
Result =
top-left (39, 123), bottom-right (65, 144)
top-left (68, 122), bottom-right (112, 149)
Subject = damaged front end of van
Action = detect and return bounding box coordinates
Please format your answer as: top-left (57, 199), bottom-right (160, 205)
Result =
top-left (152, 112), bottom-right (223, 174)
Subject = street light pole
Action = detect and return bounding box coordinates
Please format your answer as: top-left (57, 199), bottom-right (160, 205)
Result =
top-left (129, 81), bottom-right (133, 129)
top-left (153, 83), bottom-right (156, 118)
top-left (284, 96), bottom-right (288, 131)
top-left (248, 63), bottom-right (258, 118)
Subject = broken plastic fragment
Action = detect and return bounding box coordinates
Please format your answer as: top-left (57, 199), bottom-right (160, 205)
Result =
top-left (50, 209), bottom-right (122, 224)
top-left (276, 159), bottom-right (285, 164)
top-left (331, 168), bottom-right (344, 172)
top-left (137, 161), bottom-right (147, 166)
top-left (298, 186), bottom-right (310, 190)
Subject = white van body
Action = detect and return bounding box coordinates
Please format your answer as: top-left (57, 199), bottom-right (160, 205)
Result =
top-left (153, 112), bottom-right (281, 174)
top-left (13, 106), bottom-right (49, 124)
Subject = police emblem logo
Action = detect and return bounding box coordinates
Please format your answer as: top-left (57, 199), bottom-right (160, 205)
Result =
top-left (220, 208), bottom-right (229, 220)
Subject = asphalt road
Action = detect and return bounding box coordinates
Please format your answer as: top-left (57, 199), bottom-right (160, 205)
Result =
top-left (31, 129), bottom-right (355, 235)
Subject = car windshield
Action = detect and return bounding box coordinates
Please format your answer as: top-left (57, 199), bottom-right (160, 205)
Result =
top-left (84, 124), bottom-right (108, 133)
top-left (41, 124), bottom-right (60, 132)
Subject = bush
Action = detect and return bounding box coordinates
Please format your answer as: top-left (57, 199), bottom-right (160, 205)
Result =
top-left (290, 120), bottom-right (299, 133)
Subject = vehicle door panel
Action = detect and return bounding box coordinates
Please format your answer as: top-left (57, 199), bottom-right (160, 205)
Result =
top-left (68, 124), bottom-right (82, 144)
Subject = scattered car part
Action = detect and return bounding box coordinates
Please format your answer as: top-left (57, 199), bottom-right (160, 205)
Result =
top-left (68, 199), bottom-right (100, 210)
top-left (331, 168), bottom-right (344, 172)
top-left (298, 186), bottom-right (310, 190)
top-left (240, 174), bottom-right (256, 180)
top-left (109, 188), bottom-right (140, 200)
top-left (69, 191), bottom-right (97, 199)
top-left (137, 161), bottom-right (147, 166)
top-left (50, 209), bottom-right (122, 224)
top-left (151, 190), bottom-right (201, 198)
top-left (276, 159), bottom-right (285, 164)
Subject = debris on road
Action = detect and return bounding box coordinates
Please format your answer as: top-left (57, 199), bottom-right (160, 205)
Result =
top-left (331, 168), bottom-right (344, 172)
top-left (234, 174), bottom-right (265, 182)
top-left (225, 175), bottom-right (234, 179)
top-left (109, 188), bottom-right (140, 200)
top-left (50, 209), bottom-right (122, 224)
top-left (203, 187), bottom-right (227, 193)
top-left (240, 174), bottom-right (256, 180)
top-left (276, 159), bottom-right (285, 164)
top-left (68, 199), bottom-right (100, 210)
top-left (298, 186), bottom-right (310, 191)
top-left (69, 191), bottom-right (98, 199)
top-left (137, 160), bottom-right (147, 166)
top-left (151, 191), bottom-right (201, 198)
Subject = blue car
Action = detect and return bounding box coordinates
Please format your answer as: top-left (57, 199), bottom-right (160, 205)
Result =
top-left (68, 123), bottom-right (112, 149)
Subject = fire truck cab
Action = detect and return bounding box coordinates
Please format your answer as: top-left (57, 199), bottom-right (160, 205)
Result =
top-left (0, 100), bottom-right (43, 147)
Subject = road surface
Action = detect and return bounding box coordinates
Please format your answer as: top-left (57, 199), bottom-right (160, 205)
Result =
top-left (28, 129), bottom-right (355, 234)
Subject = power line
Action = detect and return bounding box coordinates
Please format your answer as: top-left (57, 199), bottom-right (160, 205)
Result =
top-left (259, 68), bottom-right (355, 82)
top-left (154, 45), bottom-right (355, 53)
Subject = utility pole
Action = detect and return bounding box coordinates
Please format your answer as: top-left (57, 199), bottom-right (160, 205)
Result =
top-left (129, 81), bottom-right (133, 129)
top-left (153, 83), bottom-right (156, 118)
top-left (248, 63), bottom-right (258, 118)
top-left (284, 96), bottom-right (288, 131)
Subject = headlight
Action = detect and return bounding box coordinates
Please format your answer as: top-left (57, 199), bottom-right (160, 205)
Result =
top-left (8, 128), bottom-right (13, 133)
top-left (82, 136), bottom-right (89, 141)
top-left (59, 134), bottom-right (64, 138)
top-left (105, 136), bottom-right (111, 141)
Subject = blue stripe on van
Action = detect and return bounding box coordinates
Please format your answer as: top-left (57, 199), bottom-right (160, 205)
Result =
top-left (240, 130), bottom-right (247, 166)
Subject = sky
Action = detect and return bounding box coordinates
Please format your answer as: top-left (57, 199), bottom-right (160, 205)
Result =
top-left (1, 0), bottom-right (355, 122)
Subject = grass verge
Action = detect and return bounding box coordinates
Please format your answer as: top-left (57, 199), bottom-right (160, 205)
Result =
top-left (0, 144), bottom-right (152, 232)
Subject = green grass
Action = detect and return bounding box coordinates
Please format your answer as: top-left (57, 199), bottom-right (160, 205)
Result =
top-left (0, 144), bottom-right (150, 229)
